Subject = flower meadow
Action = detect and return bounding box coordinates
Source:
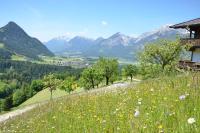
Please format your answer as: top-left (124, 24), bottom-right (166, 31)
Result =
top-left (0, 74), bottom-right (200, 133)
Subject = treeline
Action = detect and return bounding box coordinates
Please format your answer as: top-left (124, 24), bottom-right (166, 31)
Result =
top-left (0, 60), bottom-right (82, 82)
top-left (40, 57), bottom-right (138, 99)
top-left (0, 60), bottom-right (82, 112)
top-left (80, 57), bottom-right (138, 89)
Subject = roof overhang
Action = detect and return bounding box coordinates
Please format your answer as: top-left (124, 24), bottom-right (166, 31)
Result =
top-left (169, 18), bottom-right (200, 29)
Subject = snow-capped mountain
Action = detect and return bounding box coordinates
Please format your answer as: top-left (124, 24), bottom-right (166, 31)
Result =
top-left (45, 25), bottom-right (187, 60)
top-left (136, 25), bottom-right (186, 43)
top-left (100, 32), bottom-right (135, 47)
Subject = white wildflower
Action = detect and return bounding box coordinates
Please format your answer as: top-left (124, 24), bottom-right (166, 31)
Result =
top-left (179, 95), bottom-right (186, 100)
top-left (187, 117), bottom-right (196, 124)
top-left (150, 88), bottom-right (154, 92)
top-left (134, 109), bottom-right (140, 117)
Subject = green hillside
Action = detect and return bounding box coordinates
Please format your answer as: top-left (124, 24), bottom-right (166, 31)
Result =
top-left (1, 74), bottom-right (199, 132)
top-left (20, 89), bottom-right (68, 107)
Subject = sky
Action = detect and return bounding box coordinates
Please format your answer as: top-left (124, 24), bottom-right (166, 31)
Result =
top-left (0, 0), bottom-right (199, 41)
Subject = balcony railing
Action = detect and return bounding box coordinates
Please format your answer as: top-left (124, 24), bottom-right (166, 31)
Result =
top-left (179, 60), bottom-right (200, 70)
top-left (181, 38), bottom-right (200, 47)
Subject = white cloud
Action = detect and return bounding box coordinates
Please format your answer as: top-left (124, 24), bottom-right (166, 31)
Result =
top-left (101, 21), bottom-right (108, 26)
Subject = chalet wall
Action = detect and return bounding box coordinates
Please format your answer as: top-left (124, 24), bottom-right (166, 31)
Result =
top-left (192, 48), bottom-right (200, 62)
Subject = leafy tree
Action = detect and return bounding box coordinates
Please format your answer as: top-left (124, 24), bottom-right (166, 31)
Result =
top-left (96, 57), bottom-right (119, 85)
top-left (124, 64), bottom-right (138, 81)
top-left (138, 39), bottom-right (182, 76)
top-left (60, 77), bottom-right (77, 93)
top-left (81, 66), bottom-right (103, 90)
top-left (0, 84), bottom-right (13, 98)
top-left (12, 89), bottom-right (26, 106)
top-left (30, 80), bottom-right (44, 93)
top-left (43, 74), bottom-right (60, 100)
top-left (1, 96), bottom-right (13, 111)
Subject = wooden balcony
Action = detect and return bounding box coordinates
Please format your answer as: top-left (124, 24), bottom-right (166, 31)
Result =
top-left (179, 60), bottom-right (200, 70)
top-left (181, 38), bottom-right (200, 47)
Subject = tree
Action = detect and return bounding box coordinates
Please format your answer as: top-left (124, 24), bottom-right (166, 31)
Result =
top-left (96, 57), bottom-right (119, 85)
top-left (124, 64), bottom-right (138, 81)
top-left (12, 89), bottom-right (26, 106)
top-left (43, 74), bottom-right (60, 100)
top-left (30, 80), bottom-right (44, 93)
top-left (139, 39), bottom-right (182, 72)
top-left (60, 77), bottom-right (77, 93)
top-left (1, 96), bottom-right (13, 111)
top-left (81, 66), bottom-right (103, 90)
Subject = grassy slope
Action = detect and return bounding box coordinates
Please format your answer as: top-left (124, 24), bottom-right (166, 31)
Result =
top-left (1, 74), bottom-right (200, 132)
top-left (20, 89), bottom-right (68, 107)
top-left (11, 55), bottom-right (27, 61)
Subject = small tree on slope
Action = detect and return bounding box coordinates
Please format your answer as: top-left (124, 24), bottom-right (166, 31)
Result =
top-left (43, 74), bottom-right (60, 100)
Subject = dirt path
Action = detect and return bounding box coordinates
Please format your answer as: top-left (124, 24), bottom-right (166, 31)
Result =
top-left (0, 104), bottom-right (36, 123)
top-left (0, 80), bottom-right (140, 123)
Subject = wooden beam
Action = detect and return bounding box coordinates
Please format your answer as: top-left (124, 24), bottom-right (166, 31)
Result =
top-left (191, 51), bottom-right (194, 61)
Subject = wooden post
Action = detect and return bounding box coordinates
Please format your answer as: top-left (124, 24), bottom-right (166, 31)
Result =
top-left (191, 51), bottom-right (193, 61)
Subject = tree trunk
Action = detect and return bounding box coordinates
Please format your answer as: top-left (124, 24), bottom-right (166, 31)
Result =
top-left (130, 75), bottom-right (133, 82)
top-left (162, 64), bottom-right (165, 70)
top-left (162, 62), bottom-right (166, 70)
top-left (106, 77), bottom-right (109, 85)
top-left (91, 78), bottom-right (95, 88)
top-left (50, 89), bottom-right (53, 100)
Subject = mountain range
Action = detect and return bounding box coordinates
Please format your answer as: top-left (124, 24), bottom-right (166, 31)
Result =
top-left (0, 22), bottom-right (53, 59)
top-left (0, 21), bottom-right (186, 61)
top-left (45, 25), bottom-right (186, 60)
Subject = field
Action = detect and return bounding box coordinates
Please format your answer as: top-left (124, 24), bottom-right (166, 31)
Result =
top-left (0, 74), bottom-right (200, 132)
top-left (11, 55), bottom-right (27, 61)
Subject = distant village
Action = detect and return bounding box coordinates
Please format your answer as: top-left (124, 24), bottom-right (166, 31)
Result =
top-left (52, 60), bottom-right (89, 68)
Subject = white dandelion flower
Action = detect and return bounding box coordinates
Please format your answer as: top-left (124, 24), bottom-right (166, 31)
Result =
top-left (134, 109), bottom-right (140, 117)
top-left (179, 95), bottom-right (186, 100)
top-left (187, 117), bottom-right (196, 124)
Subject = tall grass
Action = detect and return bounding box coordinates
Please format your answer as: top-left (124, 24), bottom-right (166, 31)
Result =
top-left (0, 73), bottom-right (200, 132)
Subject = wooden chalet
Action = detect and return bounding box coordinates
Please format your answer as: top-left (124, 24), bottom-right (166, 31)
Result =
top-left (170, 18), bottom-right (200, 70)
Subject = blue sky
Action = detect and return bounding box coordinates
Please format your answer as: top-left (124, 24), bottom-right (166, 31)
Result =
top-left (0, 0), bottom-right (199, 41)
